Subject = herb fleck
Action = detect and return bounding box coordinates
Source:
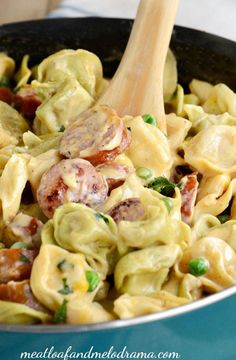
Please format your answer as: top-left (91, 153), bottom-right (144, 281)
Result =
top-left (0, 76), bottom-right (11, 88)
top-left (57, 259), bottom-right (74, 272)
top-left (19, 254), bottom-right (31, 263)
top-left (59, 125), bottom-right (65, 132)
top-left (217, 214), bottom-right (230, 224)
top-left (146, 176), bottom-right (180, 197)
top-left (95, 212), bottom-right (109, 224)
top-left (53, 299), bottom-right (68, 323)
top-left (57, 259), bottom-right (66, 272)
top-left (58, 278), bottom-right (73, 295)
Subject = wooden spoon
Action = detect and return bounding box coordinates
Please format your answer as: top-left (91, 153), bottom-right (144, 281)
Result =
top-left (98, 0), bottom-right (179, 133)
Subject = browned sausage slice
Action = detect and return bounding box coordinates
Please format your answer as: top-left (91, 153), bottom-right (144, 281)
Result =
top-left (96, 162), bottom-right (134, 193)
top-left (107, 198), bottom-right (145, 224)
top-left (85, 128), bottom-right (131, 166)
top-left (3, 213), bottom-right (43, 249)
top-left (0, 87), bottom-right (14, 105)
top-left (15, 86), bottom-right (42, 120)
top-left (37, 158), bottom-right (108, 218)
top-left (59, 105), bottom-right (131, 166)
top-left (180, 174), bottom-right (199, 224)
top-left (0, 249), bottom-right (37, 283)
top-left (0, 280), bottom-right (46, 311)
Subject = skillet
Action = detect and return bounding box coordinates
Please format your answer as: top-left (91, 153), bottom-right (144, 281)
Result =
top-left (0, 17), bottom-right (236, 360)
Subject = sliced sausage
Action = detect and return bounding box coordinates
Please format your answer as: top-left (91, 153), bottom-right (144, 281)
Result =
top-left (59, 105), bottom-right (131, 166)
top-left (37, 158), bottom-right (108, 218)
top-left (85, 129), bottom-right (131, 166)
top-left (0, 87), bottom-right (14, 105)
top-left (3, 213), bottom-right (43, 249)
top-left (107, 198), bottom-right (145, 224)
top-left (180, 174), bottom-right (199, 224)
top-left (15, 86), bottom-right (42, 120)
top-left (0, 249), bottom-right (37, 283)
top-left (96, 162), bottom-right (133, 193)
top-left (0, 280), bottom-right (46, 311)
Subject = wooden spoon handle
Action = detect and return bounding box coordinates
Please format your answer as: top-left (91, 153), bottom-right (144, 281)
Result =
top-left (98, 0), bottom-right (179, 133)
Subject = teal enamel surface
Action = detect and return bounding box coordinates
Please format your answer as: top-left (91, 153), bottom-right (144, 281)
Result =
top-left (1, 293), bottom-right (236, 360)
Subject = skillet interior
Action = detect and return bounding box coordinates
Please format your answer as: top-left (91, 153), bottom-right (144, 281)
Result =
top-left (0, 17), bottom-right (236, 333)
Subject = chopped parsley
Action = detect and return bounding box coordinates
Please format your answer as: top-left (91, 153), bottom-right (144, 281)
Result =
top-left (86, 271), bottom-right (100, 292)
top-left (53, 299), bottom-right (68, 324)
top-left (19, 254), bottom-right (31, 263)
top-left (56, 259), bottom-right (74, 272)
top-left (95, 212), bottom-right (109, 225)
top-left (0, 76), bottom-right (11, 88)
top-left (146, 176), bottom-right (180, 197)
top-left (58, 278), bottom-right (73, 295)
top-left (57, 259), bottom-right (67, 272)
top-left (58, 125), bottom-right (65, 132)
top-left (217, 214), bottom-right (230, 224)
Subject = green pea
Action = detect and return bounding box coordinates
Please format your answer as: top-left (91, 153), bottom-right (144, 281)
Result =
top-left (136, 167), bottom-right (153, 179)
top-left (11, 242), bottom-right (30, 249)
top-left (142, 114), bottom-right (157, 126)
top-left (188, 257), bottom-right (209, 276)
top-left (86, 271), bottom-right (100, 292)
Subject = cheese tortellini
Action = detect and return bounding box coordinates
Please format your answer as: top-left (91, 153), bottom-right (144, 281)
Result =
top-left (178, 237), bottom-right (236, 292)
top-left (30, 244), bottom-right (99, 310)
top-left (114, 245), bottom-right (181, 296)
top-left (0, 154), bottom-right (29, 222)
top-left (34, 77), bottom-right (94, 134)
top-left (0, 101), bottom-right (29, 145)
top-left (36, 49), bottom-right (103, 98)
top-left (0, 301), bottom-right (50, 324)
top-left (114, 291), bottom-right (188, 319)
top-left (41, 203), bottom-right (118, 277)
top-left (0, 53), bottom-right (15, 79)
top-left (184, 125), bottom-right (236, 175)
top-left (14, 55), bottom-right (31, 90)
top-left (123, 116), bottom-right (172, 177)
top-left (102, 174), bottom-right (191, 250)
